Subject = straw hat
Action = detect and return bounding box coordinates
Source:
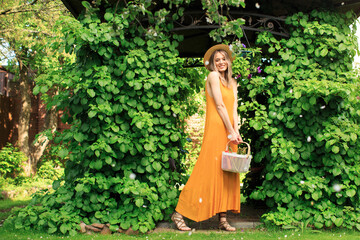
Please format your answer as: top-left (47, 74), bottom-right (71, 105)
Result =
top-left (203, 44), bottom-right (236, 69)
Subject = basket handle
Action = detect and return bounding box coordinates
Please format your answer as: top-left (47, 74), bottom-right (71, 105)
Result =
top-left (226, 141), bottom-right (251, 158)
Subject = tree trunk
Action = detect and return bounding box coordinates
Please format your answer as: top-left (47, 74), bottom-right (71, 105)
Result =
top-left (17, 59), bottom-right (32, 176)
top-left (30, 95), bottom-right (58, 175)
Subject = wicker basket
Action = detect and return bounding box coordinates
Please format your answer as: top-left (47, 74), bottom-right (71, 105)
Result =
top-left (221, 142), bottom-right (252, 173)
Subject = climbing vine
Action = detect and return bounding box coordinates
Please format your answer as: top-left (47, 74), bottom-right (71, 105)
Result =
top-left (7, 0), bottom-right (246, 235)
top-left (239, 10), bottom-right (360, 230)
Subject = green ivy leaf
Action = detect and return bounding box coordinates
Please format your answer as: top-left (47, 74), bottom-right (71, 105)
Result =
top-left (170, 133), bottom-right (179, 142)
top-left (346, 189), bottom-right (356, 197)
top-left (314, 222), bottom-right (323, 229)
top-left (152, 162), bottom-right (161, 172)
top-left (332, 146), bottom-right (339, 154)
top-left (126, 71), bottom-right (135, 80)
top-left (139, 225), bottom-right (148, 233)
top-left (294, 211), bottom-right (303, 221)
top-left (253, 122), bottom-right (262, 130)
top-left (58, 148), bottom-right (69, 159)
top-left (48, 227), bottom-right (57, 234)
top-left (94, 160), bottom-right (103, 170)
top-left (294, 92), bottom-right (301, 99)
top-left (334, 218), bottom-right (343, 227)
top-left (135, 198), bottom-right (144, 207)
top-left (104, 12), bottom-right (113, 21)
top-left (74, 132), bottom-right (85, 142)
top-left (320, 48), bottom-right (328, 57)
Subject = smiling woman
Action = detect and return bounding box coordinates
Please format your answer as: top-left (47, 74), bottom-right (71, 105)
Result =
top-left (172, 44), bottom-right (243, 232)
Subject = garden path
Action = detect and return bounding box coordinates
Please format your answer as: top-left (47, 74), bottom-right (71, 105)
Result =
top-left (155, 204), bottom-right (266, 232)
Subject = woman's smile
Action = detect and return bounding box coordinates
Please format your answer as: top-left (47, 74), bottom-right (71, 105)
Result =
top-left (214, 52), bottom-right (228, 72)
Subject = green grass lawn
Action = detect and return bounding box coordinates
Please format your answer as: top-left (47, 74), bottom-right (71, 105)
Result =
top-left (0, 197), bottom-right (359, 240)
top-left (0, 224), bottom-right (360, 240)
top-left (0, 198), bottom-right (31, 221)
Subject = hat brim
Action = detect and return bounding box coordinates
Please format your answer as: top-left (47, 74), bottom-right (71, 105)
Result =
top-left (203, 44), bottom-right (236, 69)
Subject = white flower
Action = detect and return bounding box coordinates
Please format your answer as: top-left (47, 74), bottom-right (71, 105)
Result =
top-left (172, 113), bottom-right (177, 117)
top-left (205, 60), bottom-right (209, 66)
top-left (229, 44), bottom-right (233, 51)
top-left (320, 105), bottom-right (326, 109)
top-left (289, 89), bottom-right (293, 93)
top-left (333, 184), bottom-right (342, 192)
top-left (129, 173), bottom-right (136, 179)
top-left (179, 184), bottom-right (185, 190)
top-left (300, 180), bottom-right (305, 184)
top-left (307, 136), bottom-right (312, 142)
top-left (299, 115), bottom-right (303, 118)
top-left (285, 235), bottom-right (287, 238)
top-left (142, 205), bottom-right (147, 208)
top-left (255, 2), bottom-right (260, 8)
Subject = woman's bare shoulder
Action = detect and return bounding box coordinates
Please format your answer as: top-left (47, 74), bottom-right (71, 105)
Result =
top-left (207, 71), bottom-right (220, 81)
top-left (231, 77), bottom-right (237, 86)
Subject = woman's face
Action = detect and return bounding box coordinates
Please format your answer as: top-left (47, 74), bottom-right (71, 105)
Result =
top-left (214, 52), bottom-right (228, 73)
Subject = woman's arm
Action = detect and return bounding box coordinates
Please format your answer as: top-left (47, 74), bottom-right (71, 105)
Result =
top-left (207, 72), bottom-right (239, 144)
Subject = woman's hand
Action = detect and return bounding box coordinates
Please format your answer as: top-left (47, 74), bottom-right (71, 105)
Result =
top-left (229, 132), bottom-right (241, 145)
top-left (229, 131), bottom-right (242, 145)
top-left (236, 131), bottom-right (243, 143)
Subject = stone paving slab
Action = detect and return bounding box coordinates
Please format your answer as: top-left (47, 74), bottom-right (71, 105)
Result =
top-left (154, 204), bottom-right (266, 232)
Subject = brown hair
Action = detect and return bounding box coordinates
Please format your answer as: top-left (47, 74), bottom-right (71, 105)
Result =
top-left (207, 50), bottom-right (233, 85)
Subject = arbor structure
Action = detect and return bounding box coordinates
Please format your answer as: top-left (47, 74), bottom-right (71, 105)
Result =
top-left (61, 0), bottom-right (360, 57)
top-left (7, 0), bottom-right (360, 235)
top-left (8, 0), bottom-right (247, 235)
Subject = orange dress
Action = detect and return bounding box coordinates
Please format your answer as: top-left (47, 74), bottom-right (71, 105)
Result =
top-left (175, 79), bottom-right (240, 222)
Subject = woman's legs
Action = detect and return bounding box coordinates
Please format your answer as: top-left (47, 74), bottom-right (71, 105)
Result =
top-left (219, 212), bottom-right (236, 231)
top-left (171, 212), bottom-right (191, 231)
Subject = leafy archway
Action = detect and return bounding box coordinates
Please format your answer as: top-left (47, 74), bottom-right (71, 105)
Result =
top-left (7, 0), bottom-right (360, 235)
top-left (7, 0), bottom-right (246, 235)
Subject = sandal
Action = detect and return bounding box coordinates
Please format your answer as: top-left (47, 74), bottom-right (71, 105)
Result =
top-left (219, 212), bottom-right (236, 231)
top-left (171, 212), bottom-right (191, 231)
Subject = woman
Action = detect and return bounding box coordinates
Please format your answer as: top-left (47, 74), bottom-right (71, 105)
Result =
top-left (172, 44), bottom-right (242, 231)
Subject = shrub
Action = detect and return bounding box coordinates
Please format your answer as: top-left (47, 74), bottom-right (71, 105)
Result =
top-left (0, 143), bottom-right (27, 181)
top-left (238, 10), bottom-right (360, 230)
top-left (36, 161), bottom-right (64, 181)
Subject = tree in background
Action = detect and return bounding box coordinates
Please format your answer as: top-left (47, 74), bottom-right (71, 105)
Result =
top-left (0, 0), bottom-right (72, 175)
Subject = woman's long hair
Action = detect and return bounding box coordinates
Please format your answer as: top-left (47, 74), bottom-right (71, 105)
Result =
top-left (207, 50), bottom-right (233, 85)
